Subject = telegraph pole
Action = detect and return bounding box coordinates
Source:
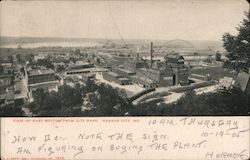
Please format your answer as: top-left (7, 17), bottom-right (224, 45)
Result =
top-left (150, 42), bottom-right (153, 68)
top-left (247, 0), bottom-right (250, 12)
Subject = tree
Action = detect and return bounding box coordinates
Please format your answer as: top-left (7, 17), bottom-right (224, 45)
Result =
top-left (36, 59), bottom-right (54, 69)
top-left (32, 88), bottom-right (45, 106)
top-left (130, 86), bottom-right (249, 116)
top-left (27, 102), bottom-right (40, 115)
top-left (39, 91), bottom-right (62, 116)
top-left (85, 83), bottom-right (132, 116)
top-left (26, 80), bottom-right (132, 116)
top-left (222, 11), bottom-right (250, 65)
top-left (0, 104), bottom-right (24, 117)
top-left (56, 65), bottom-right (65, 72)
top-left (57, 84), bottom-right (83, 107)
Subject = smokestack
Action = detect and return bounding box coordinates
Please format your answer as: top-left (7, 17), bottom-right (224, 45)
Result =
top-left (150, 42), bottom-right (153, 68)
top-left (136, 46), bottom-right (140, 61)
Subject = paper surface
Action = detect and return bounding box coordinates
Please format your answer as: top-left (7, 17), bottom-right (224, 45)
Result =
top-left (1, 117), bottom-right (249, 160)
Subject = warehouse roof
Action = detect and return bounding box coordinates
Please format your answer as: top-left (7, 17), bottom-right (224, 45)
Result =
top-left (66, 68), bottom-right (107, 73)
top-left (130, 75), bottom-right (154, 84)
top-left (165, 54), bottom-right (184, 59)
top-left (116, 68), bottom-right (135, 74)
top-left (105, 71), bottom-right (119, 77)
top-left (28, 69), bottom-right (55, 76)
top-left (118, 77), bottom-right (130, 81)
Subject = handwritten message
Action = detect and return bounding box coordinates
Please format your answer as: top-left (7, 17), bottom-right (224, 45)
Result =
top-left (1, 117), bottom-right (249, 160)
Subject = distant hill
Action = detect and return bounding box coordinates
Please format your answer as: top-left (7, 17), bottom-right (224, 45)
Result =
top-left (0, 36), bottom-right (225, 53)
top-left (189, 40), bottom-right (225, 52)
top-left (0, 36), bottom-right (102, 45)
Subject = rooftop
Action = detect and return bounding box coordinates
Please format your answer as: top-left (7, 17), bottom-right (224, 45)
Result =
top-left (1, 63), bottom-right (12, 67)
top-left (28, 69), bottom-right (55, 76)
top-left (66, 68), bottom-right (107, 73)
top-left (139, 68), bottom-right (160, 73)
top-left (53, 62), bottom-right (65, 65)
top-left (118, 77), bottom-right (130, 81)
top-left (130, 75), bottom-right (154, 84)
top-left (106, 71), bottom-right (119, 77)
top-left (116, 68), bottom-right (135, 74)
top-left (165, 54), bottom-right (184, 60)
top-left (15, 81), bottom-right (26, 91)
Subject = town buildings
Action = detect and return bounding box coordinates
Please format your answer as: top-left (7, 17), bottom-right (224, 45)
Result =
top-left (101, 42), bottom-right (190, 88)
top-left (0, 56), bottom-right (30, 107)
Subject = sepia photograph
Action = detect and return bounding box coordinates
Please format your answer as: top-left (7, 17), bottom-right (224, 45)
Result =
top-left (0, 0), bottom-right (250, 117)
top-left (1, 1), bottom-right (250, 160)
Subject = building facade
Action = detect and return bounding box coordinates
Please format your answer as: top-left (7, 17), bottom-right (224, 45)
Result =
top-left (165, 55), bottom-right (189, 86)
top-left (28, 69), bottom-right (55, 84)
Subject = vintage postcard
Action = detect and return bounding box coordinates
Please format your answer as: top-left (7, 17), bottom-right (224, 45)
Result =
top-left (0, 0), bottom-right (249, 159)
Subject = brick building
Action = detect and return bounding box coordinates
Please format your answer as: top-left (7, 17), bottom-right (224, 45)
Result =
top-left (165, 55), bottom-right (189, 86)
top-left (28, 69), bottom-right (55, 84)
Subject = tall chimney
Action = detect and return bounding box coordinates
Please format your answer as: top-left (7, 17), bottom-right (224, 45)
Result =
top-left (136, 46), bottom-right (140, 61)
top-left (150, 42), bottom-right (153, 68)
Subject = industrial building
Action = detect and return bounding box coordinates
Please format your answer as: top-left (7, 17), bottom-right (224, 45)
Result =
top-left (101, 42), bottom-right (189, 88)
top-left (28, 69), bottom-right (56, 84)
top-left (129, 75), bottom-right (158, 88)
top-left (66, 68), bottom-right (107, 75)
top-left (122, 42), bottom-right (189, 87)
top-left (113, 68), bottom-right (136, 77)
top-left (124, 52), bottom-right (146, 72)
top-left (103, 71), bottom-right (131, 85)
top-left (165, 54), bottom-right (189, 86)
top-left (136, 68), bottom-right (173, 86)
top-left (190, 74), bottom-right (212, 81)
top-left (65, 62), bottom-right (108, 75)
top-left (69, 62), bottom-right (95, 69)
top-left (27, 69), bottom-right (60, 92)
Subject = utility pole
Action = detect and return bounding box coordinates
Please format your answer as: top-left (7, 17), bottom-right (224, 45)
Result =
top-left (247, 0), bottom-right (250, 12)
top-left (150, 42), bottom-right (153, 68)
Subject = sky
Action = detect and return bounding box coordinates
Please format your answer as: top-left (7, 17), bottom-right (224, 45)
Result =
top-left (0, 0), bottom-right (249, 41)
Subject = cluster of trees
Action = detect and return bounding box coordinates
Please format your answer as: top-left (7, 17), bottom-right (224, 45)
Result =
top-left (87, 82), bottom-right (132, 116)
top-left (28, 84), bottom-right (82, 116)
top-left (223, 11), bottom-right (250, 69)
top-left (131, 86), bottom-right (249, 116)
top-left (26, 80), bottom-right (131, 116)
top-left (1, 81), bottom-right (249, 116)
top-left (0, 104), bottom-right (24, 117)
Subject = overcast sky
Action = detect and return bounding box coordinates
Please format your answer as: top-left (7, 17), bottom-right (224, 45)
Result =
top-left (0, 0), bottom-right (248, 41)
